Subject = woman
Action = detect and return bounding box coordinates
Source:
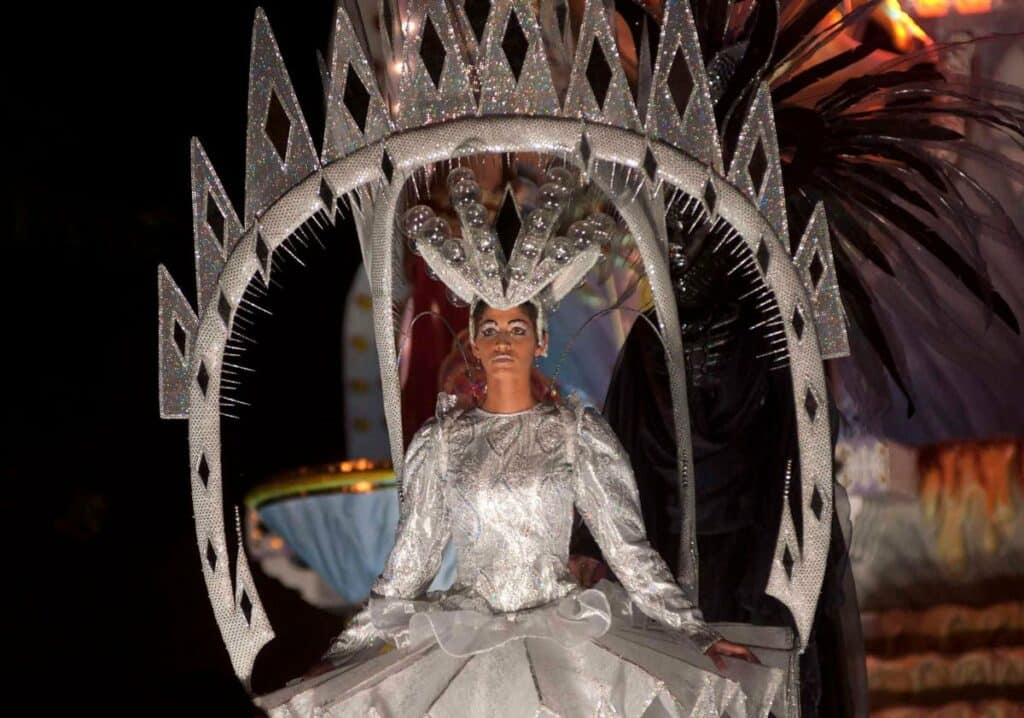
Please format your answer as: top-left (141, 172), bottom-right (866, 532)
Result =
top-left (259, 300), bottom-right (782, 717)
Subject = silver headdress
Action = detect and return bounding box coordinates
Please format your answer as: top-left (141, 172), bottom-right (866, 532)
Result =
top-left (158, 0), bottom-right (850, 685)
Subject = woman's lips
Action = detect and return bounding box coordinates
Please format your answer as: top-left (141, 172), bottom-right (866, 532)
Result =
top-left (491, 354), bottom-right (514, 363)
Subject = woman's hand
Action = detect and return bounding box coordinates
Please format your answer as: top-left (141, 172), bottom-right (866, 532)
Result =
top-left (705, 639), bottom-right (760, 672)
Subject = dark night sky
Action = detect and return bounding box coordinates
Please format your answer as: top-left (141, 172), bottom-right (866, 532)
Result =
top-left (12, 2), bottom-right (362, 712)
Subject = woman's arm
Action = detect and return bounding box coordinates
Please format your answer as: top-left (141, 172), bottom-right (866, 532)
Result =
top-left (571, 406), bottom-right (724, 653)
top-left (323, 419), bottom-right (451, 662)
top-left (372, 417), bottom-right (451, 598)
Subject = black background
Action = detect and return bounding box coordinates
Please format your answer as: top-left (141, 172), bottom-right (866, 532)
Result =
top-left (12, 2), bottom-right (363, 712)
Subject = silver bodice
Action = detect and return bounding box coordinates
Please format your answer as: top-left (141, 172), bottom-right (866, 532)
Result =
top-left (371, 401), bottom-right (720, 649)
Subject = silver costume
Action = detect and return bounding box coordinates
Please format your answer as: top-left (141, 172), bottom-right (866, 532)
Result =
top-left (258, 400), bottom-right (783, 717)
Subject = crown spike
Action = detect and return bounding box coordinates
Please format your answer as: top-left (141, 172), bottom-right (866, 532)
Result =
top-left (644, 0), bottom-right (722, 174)
top-left (158, 266), bottom-right (199, 419)
top-left (323, 4), bottom-right (394, 164)
top-left (477, 0), bottom-right (559, 116)
top-left (727, 84), bottom-right (788, 243)
top-left (563, 0), bottom-right (641, 131)
top-left (395, 0), bottom-right (476, 129)
top-left (794, 202), bottom-right (849, 359)
top-left (244, 8), bottom-right (320, 227)
top-left (191, 139), bottom-right (244, 313)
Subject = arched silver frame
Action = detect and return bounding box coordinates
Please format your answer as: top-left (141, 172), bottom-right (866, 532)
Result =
top-left (158, 0), bottom-right (847, 685)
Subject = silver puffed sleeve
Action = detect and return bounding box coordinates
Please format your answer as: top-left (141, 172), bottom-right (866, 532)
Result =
top-left (372, 418), bottom-right (451, 598)
top-left (324, 420), bottom-right (450, 662)
top-left (572, 407), bottom-right (723, 653)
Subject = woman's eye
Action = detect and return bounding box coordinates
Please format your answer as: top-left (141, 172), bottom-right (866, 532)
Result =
top-left (482, 328), bottom-right (496, 337)
top-left (513, 327), bottom-right (526, 336)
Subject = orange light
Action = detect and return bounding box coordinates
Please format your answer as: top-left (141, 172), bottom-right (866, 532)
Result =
top-left (269, 536), bottom-right (284, 549)
top-left (883, 0), bottom-right (931, 51)
top-left (352, 480), bottom-right (374, 493)
top-left (911, 0), bottom-right (949, 17)
top-left (954, 0), bottom-right (991, 13)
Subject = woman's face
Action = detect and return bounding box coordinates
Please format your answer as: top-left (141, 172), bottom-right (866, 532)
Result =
top-left (471, 305), bottom-right (546, 381)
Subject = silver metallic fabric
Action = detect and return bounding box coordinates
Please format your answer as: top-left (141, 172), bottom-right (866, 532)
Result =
top-left (266, 400), bottom-right (786, 716)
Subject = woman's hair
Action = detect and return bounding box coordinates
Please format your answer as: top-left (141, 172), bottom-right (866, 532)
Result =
top-left (471, 301), bottom-right (539, 338)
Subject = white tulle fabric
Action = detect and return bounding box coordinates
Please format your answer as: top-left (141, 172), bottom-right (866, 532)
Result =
top-left (257, 401), bottom-right (783, 716)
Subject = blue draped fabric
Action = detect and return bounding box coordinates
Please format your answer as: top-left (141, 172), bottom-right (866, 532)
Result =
top-left (259, 488), bottom-right (457, 605)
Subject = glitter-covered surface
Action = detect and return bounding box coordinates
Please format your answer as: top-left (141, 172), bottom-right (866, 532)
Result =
top-left (794, 203), bottom-right (850, 360)
top-left (322, 2), bottom-right (394, 163)
top-left (726, 84), bottom-right (789, 246)
top-left (160, 0), bottom-right (845, 685)
top-left (644, 0), bottom-right (723, 174)
top-left (477, 0), bottom-right (560, 117)
top-left (191, 139), bottom-right (244, 313)
top-left (394, 0), bottom-right (476, 130)
top-left (244, 9), bottom-right (319, 227)
top-left (157, 265), bottom-right (198, 419)
top-left (563, 0), bottom-right (641, 131)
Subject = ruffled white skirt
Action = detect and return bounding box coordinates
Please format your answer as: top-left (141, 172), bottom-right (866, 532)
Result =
top-left (257, 582), bottom-right (784, 718)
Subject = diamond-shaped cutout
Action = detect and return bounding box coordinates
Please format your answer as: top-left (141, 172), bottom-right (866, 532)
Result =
top-left (240, 590), bottom-right (253, 625)
top-left (381, 150), bottom-right (394, 184)
top-left (256, 231), bottom-right (270, 272)
top-left (703, 179), bottom-right (717, 215)
top-left (756, 238), bottom-right (770, 273)
top-left (465, 0), bottom-right (490, 43)
top-left (197, 361), bottom-right (209, 396)
top-left (265, 89), bottom-right (291, 163)
top-left (206, 540), bottom-right (218, 572)
top-left (805, 387), bottom-right (818, 421)
top-left (420, 16), bottom-right (446, 89)
top-left (319, 176), bottom-right (334, 213)
top-left (585, 38), bottom-right (612, 111)
top-left (579, 133), bottom-right (592, 165)
top-left (810, 485), bottom-right (824, 520)
top-left (218, 292), bottom-right (232, 327)
top-left (643, 147), bottom-right (658, 183)
top-left (782, 545), bottom-right (794, 579)
top-left (343, 64), bottom-right (371, 134)
top-left (197, 454), bottom-right (210, 487)
top-left (809, 251), bottom-right (825, 288)
top-left (496, 188), bottom-right (521, 259)
top-left (749, 137), bottom-right (768, 196)
top-left (173, 320), bottom-right (188, 359)
top-left (206, 193), bottom-right (225, 247)
top-left (667, 47), bottom-right (693, 119)
top-left (792, 305), bottom-right (805, 340)
top-left (502, 9), bottom-right (528, 83)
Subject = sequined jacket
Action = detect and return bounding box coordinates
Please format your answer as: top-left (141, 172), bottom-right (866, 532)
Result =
top-left (329, 400), bottom-right (721, 658)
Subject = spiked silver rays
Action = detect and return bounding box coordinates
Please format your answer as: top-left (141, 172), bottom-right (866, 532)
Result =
top-left (159, 0), bottom-right (852, 683)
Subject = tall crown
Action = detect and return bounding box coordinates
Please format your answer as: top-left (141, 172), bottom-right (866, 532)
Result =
top-left (159, 0), bottom-right (849, 685)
